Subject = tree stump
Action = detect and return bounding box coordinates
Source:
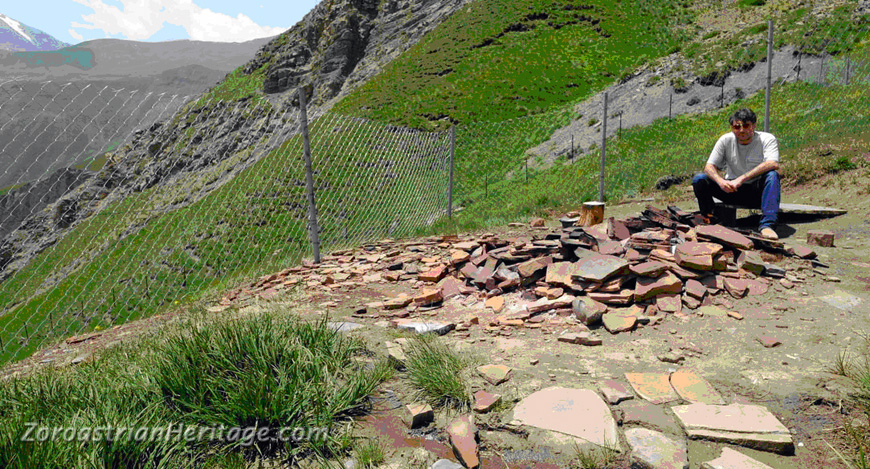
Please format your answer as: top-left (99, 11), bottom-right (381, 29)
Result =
top-left (579, 202), bottom-right (605, 227)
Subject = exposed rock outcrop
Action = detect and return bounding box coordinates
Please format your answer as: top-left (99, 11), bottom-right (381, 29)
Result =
top-left (0, 167), bottom-right (92, 240)
top-left (0, 0), bottom-right (469, 287)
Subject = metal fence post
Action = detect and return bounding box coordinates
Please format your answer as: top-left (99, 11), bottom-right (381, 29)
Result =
top-left (796, 52), bottom-right (802, 82)
top-left (448, 125), bottom-right (455, 218)
top-left (764, 19), bottom-right (773, 133)
top-left (599, 91), bottom-right (608, 202)
top-left (845, 57), bottom-right (851, 85)
top-left (820, 56), bottom-right (825, 85)
top-left (298, 87), bottom-right (321, 264)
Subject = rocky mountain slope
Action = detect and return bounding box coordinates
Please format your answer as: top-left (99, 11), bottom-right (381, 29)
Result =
top-left (0, 0), bottom-right (469, 285)
top-left (0, 13), bottom-right (69, 52)
top-left (0, 37), bottom-right (274, 187)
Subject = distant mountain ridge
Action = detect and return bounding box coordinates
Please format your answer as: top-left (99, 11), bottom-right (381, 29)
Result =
top-left (0, 13), bottom-right (69, 52)
top-left (1, 37), bottom-right (274, 79)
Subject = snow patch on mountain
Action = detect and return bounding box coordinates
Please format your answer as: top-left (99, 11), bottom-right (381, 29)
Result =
top-left (0, 13), bottom-right (34, 44)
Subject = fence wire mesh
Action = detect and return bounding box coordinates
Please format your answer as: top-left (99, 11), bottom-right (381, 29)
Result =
top-left (0, 2), bottom-right (868, 365)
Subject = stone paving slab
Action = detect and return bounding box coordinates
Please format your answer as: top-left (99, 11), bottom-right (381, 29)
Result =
top-left (598, 379), bottom-right (635, 405)
top-left (477, 364), bottom-right (512, 385)
top-left (510, 387), bottom-right (620, 449)
top-left (326, 322), bottom-right (364, 333)
top-left (669, 371), bottom-right (724, 405)
top-left (575, 254), bottom-right (630, 282)
top-left (431, 459), bottom-right (464, 469)
top-left (624, 427), bottom-right (689, 469)
top-left (817, 289), bottom-right (865, 312)
top-left (625, 373), bottom-right (680, 404)
top-left (700, 447), bottom-right (774, 469)
top-left (671, 403), bottom-right (794, 454)
top-left (619, 400), bottom-right (684, 436)
top-left (396, 320), bottom-right (455, 335)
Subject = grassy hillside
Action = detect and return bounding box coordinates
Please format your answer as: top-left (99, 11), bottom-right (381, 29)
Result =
top-left (0, 114), bottom-right (448, 363)
top-left (334, 0), bottom-right (694, 128)
top-left (435, 79), bottom-right (870, 232)
top-left (336, 0), bottom-right (868, 129)
top-left (0, 0), bottom-right (868, 364)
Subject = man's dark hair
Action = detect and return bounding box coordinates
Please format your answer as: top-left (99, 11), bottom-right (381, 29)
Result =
top-left (729, 108), bottom-right (757, 125)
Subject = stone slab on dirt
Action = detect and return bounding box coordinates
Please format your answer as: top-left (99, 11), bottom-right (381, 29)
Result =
top-left (603, 312), bottom-right (638, 334)
top-left (326, 321), bottom-right (364, 333)
top-left (510, 387), bottom-right (620, 449)
top-left (404, 403), bottom-right (434, 429)
top-left (700, 447), bottom-right (774, 469)
top-left (396, 320), bottom-right (455, 335)
top-left (624, 427), bottom-right (689, 469)
top-left (669, 370), bottom-right (724, 405)
top-left (477, 364), bottom-right (512, 385)
top-left (598, 379), bottom-right (635, 405)
top-left (671, 403), bottom-right (794, 454)
top-left (625, 373), bottom-right (680, 405)
top-left (817, 289), bottom-right (865, 311)
top-left (447, 414), bottom-right (479, 469)
top-left (431, 459), bottom-right (464, 469)
top-left (619, 400), bottom-right (684, 436)
top-left (473, 390), bottom-right (501, 413)
top-left (558, 332), bottom-right (603, 346)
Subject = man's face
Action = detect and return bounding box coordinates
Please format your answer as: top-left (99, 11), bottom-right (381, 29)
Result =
top-left (731, 120), bottom-right (756, 145)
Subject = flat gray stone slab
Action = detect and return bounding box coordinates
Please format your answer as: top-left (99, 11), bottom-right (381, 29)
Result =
top-left (711, 200), bottom-right (847, 215)
top-left (327, 322), bottom-right (364, 333)
top-left (817, 289), bottom-right (865, 312)
top-left (431, 460), bottom-right (464, 469)
top-left (701, 447), bottom-right (774, 469)
top-left (672, 403), bottom-right (794, 454)
top-left (396, 321), bottom-right (455, 335)
top-left (624, 427), bottom-right (688, 469)
top-left (510, 387), bottom-right (619, 449)
top-left (575, 254), bottom-right (630, 282)
top-left (619, 400), bottom-right (684, 436)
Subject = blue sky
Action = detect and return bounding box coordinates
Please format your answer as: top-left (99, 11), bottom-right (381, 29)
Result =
top-left (3, 0), bottom-right (321, 44)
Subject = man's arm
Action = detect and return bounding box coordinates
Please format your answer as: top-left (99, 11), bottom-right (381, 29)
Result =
top-left (731, 160), bottom-right (779, 188)
top-left (703, 163), bottom-right (735, 193)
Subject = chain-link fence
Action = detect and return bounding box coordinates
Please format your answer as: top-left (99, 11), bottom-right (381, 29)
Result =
top-left (1, 4), bottom-right (868, 365)
top-left (450, 5), bottom-right (870, 225)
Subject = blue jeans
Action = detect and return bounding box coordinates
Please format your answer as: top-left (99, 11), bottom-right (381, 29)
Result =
top-left (692, 171), bottom-right (781, 229)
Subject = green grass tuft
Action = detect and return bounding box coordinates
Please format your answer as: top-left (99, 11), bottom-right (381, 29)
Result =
top-left (354, 438), bottom-right (386, 469)
top-left (403, 335), bottom-right (471, 410)
top-left (0, 311), bottom-right (391, 467)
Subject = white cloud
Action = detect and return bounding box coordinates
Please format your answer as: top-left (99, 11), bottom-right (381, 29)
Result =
top-left (69, 29), bottom-right (84, 41)
top-left (71, 0), bottom-right (287, 42)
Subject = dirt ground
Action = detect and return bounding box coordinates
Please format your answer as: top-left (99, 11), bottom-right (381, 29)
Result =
top-left (3, 168), bottom-right (869, 469)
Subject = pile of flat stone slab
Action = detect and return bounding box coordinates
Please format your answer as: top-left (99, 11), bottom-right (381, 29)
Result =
top-left (216, 205), bottom-right (825, 337)
top-left (387, 205), bottom-right (819, 334)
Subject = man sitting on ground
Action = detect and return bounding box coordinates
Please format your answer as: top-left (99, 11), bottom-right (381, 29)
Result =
top-left (692, 108), bottom-right (781, 240)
